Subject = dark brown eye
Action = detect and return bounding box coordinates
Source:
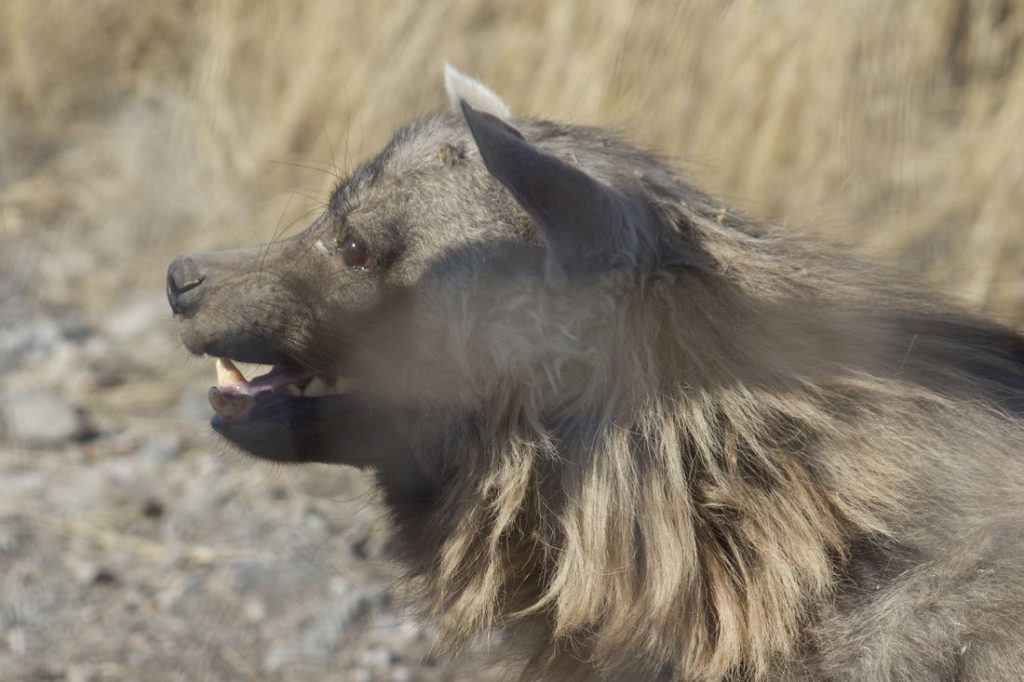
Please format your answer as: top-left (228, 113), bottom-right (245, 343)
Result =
top-left (341, 237), bottom-right (373, 271)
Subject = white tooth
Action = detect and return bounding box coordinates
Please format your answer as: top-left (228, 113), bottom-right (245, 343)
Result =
top-left (282, 383), bottom-right (302, 397)
top-left (208, 387), bottom-right (248, 418)
top-left (216, 358), bottom-right (245, 387)
top-left (303, 377), bottom-right (331, 397)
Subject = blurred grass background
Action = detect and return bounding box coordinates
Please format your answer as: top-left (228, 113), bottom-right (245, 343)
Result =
top-left (2, 0), bottom-right (1022, 322)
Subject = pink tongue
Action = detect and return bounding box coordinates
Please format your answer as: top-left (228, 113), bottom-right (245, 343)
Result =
top-left (211, 364), bottom-right (314, 423)
top-left (219, 365), bottom-right (312, 397)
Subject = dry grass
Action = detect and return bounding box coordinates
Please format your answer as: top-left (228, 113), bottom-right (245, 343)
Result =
top-left (2, 0), bottom-right (1023, 319)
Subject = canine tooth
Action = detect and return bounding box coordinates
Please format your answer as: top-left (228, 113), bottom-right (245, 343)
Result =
top-left (282, 383), bottom-right (302, 397)
top-left (216, 358), bottom-right (245, 386)
top-left (208, 386), bottom-right (248, 418)
top-left (303, 377), bottom-right (331, 397)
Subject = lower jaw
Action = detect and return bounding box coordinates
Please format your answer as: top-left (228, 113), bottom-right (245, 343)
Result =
top-left (210, 391), bottom-right (365, 463)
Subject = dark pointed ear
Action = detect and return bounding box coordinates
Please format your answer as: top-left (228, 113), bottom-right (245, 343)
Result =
top-left (460, 100), bottom-right (626, 275)
top-left (459, 101), bottom-right (712, 276)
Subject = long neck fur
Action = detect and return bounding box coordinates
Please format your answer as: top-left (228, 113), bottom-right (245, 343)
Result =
top-left (381, 178), bottom-right (1024, 681)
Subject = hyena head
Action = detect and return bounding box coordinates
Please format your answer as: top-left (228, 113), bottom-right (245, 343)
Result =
top-left (168, 64), bottom-right (713, 484)
top-left (168, 67), bottom-right (762, 677)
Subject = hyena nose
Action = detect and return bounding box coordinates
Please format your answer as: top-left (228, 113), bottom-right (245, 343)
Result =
top-left (167, 255), bottom-right (207, 316)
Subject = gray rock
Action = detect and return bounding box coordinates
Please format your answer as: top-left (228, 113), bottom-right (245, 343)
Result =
top-left (177, 390), bottom-right (211, 423)
top-left (228, 562), bottom-right (277, 593)
top-left (0, 317), bottom-right (61, 372)
top-left (105, 296), bottom-right (166, 340)
top-left (98, 452), bottom-right (152, 484)
top-left (6, 626), bottom-right (28, 656)
top-left (263, 586), bottom-right (373, 673)
top-left (361, 643), bottom-right (396, 669)
top-left (0, 517), bottom-right (31, 555)
top-left (66, 665), bottom-right (99, 682)
top-left (136, 433), bottom-right (183, 463)
top-left (392, 667), bottom-right (415, 682)
top-left (243, 597), bottom-right (267, 623)
top-left (2, 390), bottom-right (83, 446)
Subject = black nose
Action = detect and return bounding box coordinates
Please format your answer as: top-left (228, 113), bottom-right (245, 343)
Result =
top-left (167, 255), bottom-right (206, 315)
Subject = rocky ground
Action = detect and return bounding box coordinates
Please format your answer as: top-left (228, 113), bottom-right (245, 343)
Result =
top-left (0, 240), bottom-right (498, 681)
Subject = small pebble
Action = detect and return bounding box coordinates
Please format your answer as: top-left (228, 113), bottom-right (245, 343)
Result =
top-left (141, 498), bottom-right (164, 518)
top-left (2, 391), bottom-right (83, 447)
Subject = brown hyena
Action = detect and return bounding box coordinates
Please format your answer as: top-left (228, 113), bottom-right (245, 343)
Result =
top-left (167, 65), bottom-right (1024, 680)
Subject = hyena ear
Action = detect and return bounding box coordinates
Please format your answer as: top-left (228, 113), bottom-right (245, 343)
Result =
top-left (460, 100), bottom-right (713, 276)
top-left (444, 63), bottom-right (512, 120)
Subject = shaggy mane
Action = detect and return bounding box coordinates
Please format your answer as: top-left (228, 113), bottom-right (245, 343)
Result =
top-left (379, 166), bottom-right (1024, 680)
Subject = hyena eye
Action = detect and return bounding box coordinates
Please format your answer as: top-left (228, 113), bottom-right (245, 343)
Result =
top-left (341, 237), bottom-right (373, 271)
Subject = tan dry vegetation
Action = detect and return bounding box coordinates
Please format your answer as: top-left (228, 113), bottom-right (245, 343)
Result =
top-left (2, 0), bottom-right (1022, 320)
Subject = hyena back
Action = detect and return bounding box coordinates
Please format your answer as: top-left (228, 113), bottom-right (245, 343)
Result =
top-left (167, 65), bottom-right (1024, 680)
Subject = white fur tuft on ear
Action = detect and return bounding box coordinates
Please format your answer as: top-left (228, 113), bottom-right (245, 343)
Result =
top-left (443, 62), bottom-right (512, 120)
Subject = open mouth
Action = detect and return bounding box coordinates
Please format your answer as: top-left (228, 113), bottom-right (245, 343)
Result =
top-left (207, 358), bottom-right (357, 423)
top-left (203, 356), bottom-right (367, 463)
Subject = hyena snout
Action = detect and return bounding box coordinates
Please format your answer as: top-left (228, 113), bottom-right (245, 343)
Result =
top-left (167, 248), bottom-right (265, 318)
top-left (167, 243), bottom-right (338, 368)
